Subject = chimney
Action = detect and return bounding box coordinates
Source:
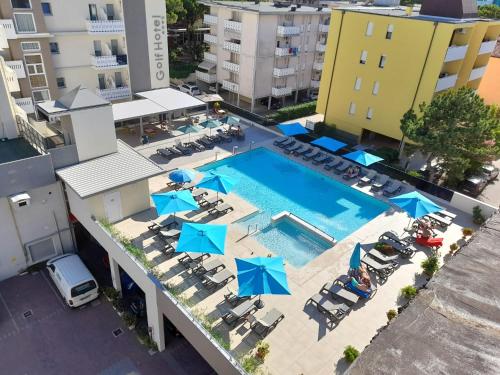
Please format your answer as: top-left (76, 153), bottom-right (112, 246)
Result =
top-left (420, 0), bottom-right (478, 19)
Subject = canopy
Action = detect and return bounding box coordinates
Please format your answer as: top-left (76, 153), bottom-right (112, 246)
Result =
top-left (276, 122), bottom-right (309, 136)
top-left (311, 136), bottom-right (347, 152)
top-left (196, 172), bottom-right (236, 196)
top-left (177, 124), bottom-right (203, 134)
top-left (112, 99), bottom-right (166, 122)
top-left (349, 243), bottom-right (362, 269)
top-left (200, 119), bottom-right (222, 129)
top-left (151, 190), bottom-right (199, 218)
top-left (343, 150), bottom-right (383, 166)
top-left (136, 88), bottom-right (205, 112)
top-left (169, 169), bottom-right (197, 183)
top-left (176, 223), bottom-right (227, 255)
top-left (389, 191), bottom-right (443, 219)
top-left (222, 116), bottom-right (240, 125)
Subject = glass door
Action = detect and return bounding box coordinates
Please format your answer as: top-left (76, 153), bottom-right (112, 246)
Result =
top-left (88, 4), bottom-right (98, 21)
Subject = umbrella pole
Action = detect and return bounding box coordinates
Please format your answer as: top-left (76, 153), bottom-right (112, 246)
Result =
top-left (255, 295), bottom-right (264, 309)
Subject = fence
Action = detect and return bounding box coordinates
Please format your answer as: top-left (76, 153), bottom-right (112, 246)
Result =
top-left (16, 116), bottom-right (65, 153)
top-left (220, 101), bottom-right (277, 126)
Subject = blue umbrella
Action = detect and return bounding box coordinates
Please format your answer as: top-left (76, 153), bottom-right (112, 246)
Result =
top-left (276, 122), bottom-right (309, 136)
top-left (169, 169), bottom-right (197, 184)
top-left (178, 124), bottom-right (202, 133)
top-left (222, 116), bottom-right (240, 125)
top-left (311, 136), bottom-right (347, 152)
top-left (196, 172), bottom-right (236, 199)
top-left (389, 191), bottom-right (443, 219)
top-left (176, 223), bottom-right (227, 255)
top-left (343, 150), bottom-right (383, 166)
top-left (349, 243), bottom-right (361, 270)
top-left (151, 190), bottom-right (199, 221)
top-left (201, 119), bottom-right (222, 128)
top-left (236, 257), bottom-right (290, 308)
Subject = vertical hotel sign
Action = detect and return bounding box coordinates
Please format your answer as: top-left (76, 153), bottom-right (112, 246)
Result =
top-left (145, 0), bottom-right (169, 89)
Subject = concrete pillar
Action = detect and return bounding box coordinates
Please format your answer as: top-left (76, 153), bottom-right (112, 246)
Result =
top-left (109, 257), bottom-right (122, 294)
top-left (268, 95), bottom-right (271, 110)
top-left (237, 93), bottom-right (240, 107)
top-left (139, 117), bottom-right (144, 136)
top-left (146, 289), bottom-right (165, 351)
top-left (250, 97), bottom-right (255, 113)
top-left (294, 90), bottom-right (298, 104)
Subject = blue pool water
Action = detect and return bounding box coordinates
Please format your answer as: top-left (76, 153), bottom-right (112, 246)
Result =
top-left (198, 148), bottom-right (388, 267)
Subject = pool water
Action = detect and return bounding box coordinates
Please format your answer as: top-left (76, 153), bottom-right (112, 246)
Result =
top-left (198, 148), bottom-right (388, 267)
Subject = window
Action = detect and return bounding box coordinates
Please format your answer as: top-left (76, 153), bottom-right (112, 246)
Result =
top-left (106, 4), bottom-right (114, 20)
top-left (25, 54), bottom-right (47, 88)
top-left (366, 21), bottom-right (374, 36)
top-left (349, 102), bottom-right (356, 115)
top-left (386, 24), bottom-right (394, 40)
top-left (13, 13), bottom-right (36, 33)
top-left (379, 55), bottom-right (386, 68)
top-left (56, 77), bottom-right (65, 88)
top-left (366, 107), bottom-right (373, 119)
top-left (354, 77), bottom-right (362, 91)
top-left (372, 81), bottom-right (380, 95)
top-left (41, 2), bottom-right (52, 15)
top-left (32, 89), bottom-right (50, 102)
top-left (11, 0), bottom-right (31, 9)
top-left (71, 280), bottom-right (97, 298)
top-left (360, 50), bottom-right (368, 64)
top-left (49, 42), bottom-right (59, 54)
top-left (21, 41), bottom-right (40, 52)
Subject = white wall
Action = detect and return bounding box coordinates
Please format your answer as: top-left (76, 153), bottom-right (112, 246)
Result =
top-left (0, 58), bottom-right (18, 139)
top-left (450, 192), bottom-right (497, 218)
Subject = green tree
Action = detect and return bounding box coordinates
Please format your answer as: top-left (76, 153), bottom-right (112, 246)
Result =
top-left (165, 0), bottom-right (186, 25)
top-left (478, 4), bottom-right (500, 19)
top-left (400, 88), bottom-right (500, 186)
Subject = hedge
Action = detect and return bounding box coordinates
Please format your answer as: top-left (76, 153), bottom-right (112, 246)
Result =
top-left (169, 63), bottom-right (198, 79)
top-left (268, 101), bottom-right (317, 122)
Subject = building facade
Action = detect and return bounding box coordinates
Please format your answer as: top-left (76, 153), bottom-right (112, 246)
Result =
top-left (197, 1), bottom-right (330, 111)
top-left (316, 0), bottom-right (500, 144)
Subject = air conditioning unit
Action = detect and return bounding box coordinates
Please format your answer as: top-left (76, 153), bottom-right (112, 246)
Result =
top-left (10, 193), bottom-right (31, 209)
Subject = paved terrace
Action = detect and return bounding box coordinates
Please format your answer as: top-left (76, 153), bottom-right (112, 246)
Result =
top-left (115, 129), bottom-right (475, 374)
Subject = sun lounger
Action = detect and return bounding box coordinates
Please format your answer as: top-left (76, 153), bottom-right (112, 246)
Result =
top-left (192, 188), bottom-right (208, 201)
top-left (371, 175), bottom-right (390, 191)
top-left (378, 231), bottom-right (415, 258)
top-left (321, 282), bottom-right (359, 306)
top-left (198, 137), bottom-right (214, 148)
top-left (216, 129), bottom-right (232, 143)
top-left (147, 215), bottom-right (177, 234)
top-left (273, 136), bottom-right (289, 146)
top-left (189, 258), bottom-right (225, 275)
top-left (186, 141), bottom-right (205, 152)
top-left (334, 161), bottom-right (351, 174)
top-left (383, 180), bottom-right (403, 196)
top-left (175, 144), bottom-right (192, 155)
top-left (178, 252), bottom-right (209, 266)
top-left (157, 148), bottom-right (173, 158)
top-left (334, 275), bottom-right (376, 299)
top-left (292, 145), bottom-right (311, 156)
top-left (203, 268), bottom-right (235, 290)
top-left (161, 240), bottom-right (178, 258)
top-left (283, 142), bottom-right (302, 154)
top-left (222, 299), bottom-right (257, 327)
top-left (437, 210), bottom-right (457, 220)
top-left (367, 248), bottom-right (399, 264)
top-left (278, 138), bottom-right (295, 148)
top-left (302, 148), bottom-right (320, 161)
top-left (343, 167), bottom-right (360, 180)
top-left (208, 203), bottom-right (234, 216)
top-left (199, 195), bottom-right (223, 207)
top-left (361, 255), bottom-right (397, 281)
top-left (312, 154), bottom-right (332, 165)
top-left (324, 157), bottom-right (343, 170)
top-left (159, 228), bottom-right (181, 241)
top-left (358, 170), bottom-right (377, 186)
top-left (224, 286), bottom-right (251, 307)
top-left (248, 308), bottom-right (285, 337)
top-left (307, 293), bottom-right (349, 323)
top-left (425, 212), bottom-right (453, 228)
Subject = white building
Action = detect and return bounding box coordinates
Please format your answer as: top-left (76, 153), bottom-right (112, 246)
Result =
top-left (197, 1), bottom-right (330, 110)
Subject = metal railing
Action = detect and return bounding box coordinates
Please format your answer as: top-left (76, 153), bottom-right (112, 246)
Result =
top-left (16, 116), bottom-right (65, 153)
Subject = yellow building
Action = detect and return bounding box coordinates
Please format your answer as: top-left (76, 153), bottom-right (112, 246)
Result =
top-left (316, 1), bottom-right (500, 145)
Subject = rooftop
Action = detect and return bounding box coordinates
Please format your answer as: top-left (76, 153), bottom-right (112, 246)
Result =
top-left (348, 212), bottom-right (500, 375)
top-left (0, 138), bottom-right (40, 164)
top-left (200, 1), bottom-right (331, 14)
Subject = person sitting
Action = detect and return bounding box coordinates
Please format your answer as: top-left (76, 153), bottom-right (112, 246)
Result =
top-left (350, 276), bottom-right (371, 293)
top-left (343, 166), bottom-right (360, 180)
top-left (416, 218), bottom-right (435, 238)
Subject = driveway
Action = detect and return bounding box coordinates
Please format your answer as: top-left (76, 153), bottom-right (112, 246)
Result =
top-left (0, 271), bottom-right (213, 375)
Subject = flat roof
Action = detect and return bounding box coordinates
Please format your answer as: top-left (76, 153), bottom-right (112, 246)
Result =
top-left (56, 140), bottom-right (164, 198)
top-left (112, 99), bottom-right (166, 122)
top-left (0, 138), bottom-right (40, 164)
top-left (200, 1), bottom-right (331, 14)
top-left (136, 88), bottom-right (206, 112)
top-left (348, 212), bottom-right (500, 375)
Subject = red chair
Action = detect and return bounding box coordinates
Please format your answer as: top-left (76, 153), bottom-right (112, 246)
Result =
top-left (416, 235), bottom-right (443, 249)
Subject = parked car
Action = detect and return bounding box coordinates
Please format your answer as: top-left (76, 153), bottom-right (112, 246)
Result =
top-left (259, 97), bottom-right (282, 109)
top-left (179, 83), bottom-right (201, 96)
top-left (309, 92), bottom-right (319, 100)
top-left (461, 175), bottom-right (488, 197)
top-left (482, 164), bottom-right (499, 182)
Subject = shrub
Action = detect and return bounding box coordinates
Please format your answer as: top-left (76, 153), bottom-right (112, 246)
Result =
top-left (462, 227), bottom-right (473, 237)
top-left (344, 345), bottom-right (360, 364)
top-left (255, 341), bottom-right (270, 360)
top-left (112, 297), bottom-right (126, 312)
top-left (102, 286), bottom-right (120, 301)
top-left (407, 170), bottom-right (422, 178)
top-left (123, 312), bottom-right (137, 327)
top-left (169, 63), bottom-right (198, 79)
top-left (421, 255), bottom-right (440, 276)
top-left (400, 285), bottom-right (418, 299)
top-left (241, 355), bottom-right (262, 374)
top-left (386, 309), bottom-right (397, 321)
top-left (449, 243), bottom-right (459, 253)
top-left (268, 101), bottom-right (317, 122)
top-left (472, 206), bottom-right (486, 225)
top-left (371, 147), bottom-right (399, 164)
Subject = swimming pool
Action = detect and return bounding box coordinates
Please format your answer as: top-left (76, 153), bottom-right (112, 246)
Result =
top-left (198, 148), bottom-right (388, 267)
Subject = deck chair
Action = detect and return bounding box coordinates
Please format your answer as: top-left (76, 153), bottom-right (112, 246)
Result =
top-left (278, 138), bottom-right (295, 148)
top-left (222, 299), bottom-right (257, 327)
top-left (361, 255), bottom-right (397, 281)
top-left (283, 142), bottom-right (302, 154)
top-left (208, 203), bottom-right (234, 216)
top-left (161, 240), bottom-right (178, 258)
top-left (198, 137), bottom-right (214, 148)
top-left (200, 195), bottom-right (223, 208)
top-left (307, 293), bottom-right (349, 323)
top-left (425, 213), bottom-right (453, 228)
top-left (292, 145), bottom-right (311, 156)
top-left (324, 157), bottom-right (343, 170)
top-left (437, 210), bottom-right (457, 220)
top-left (224, 286), bottom-right (250, 307)
top-left (189, 258), bottom-right (225, 275)
top-left (178, 252), bottom-right (209, 266)
top-left (358, 170), bottom-right (377, 186)
top-left (303, 148), bottom-right (321, 161)
top-left (378, 231), bottom-right (415, 258)
top-left (383, 180), bottom-right (403, 196)
top-left (334, 275), bottom-right (376, 299)
top-left (202, 268), bottom-right (235, 290)
top-left (273, 136), bottom-right (290, 146)
top-left (367, 248), bottom-right (399, 264)
top-left (321, 282), bottom-right (359, 306)
top-left (192, 188), bottom-right (208, 201)
top-left (334, 161), bottom-right (351, 174)
top-left (371, 175), bottom-right (390, 191)
top-left (312, 154), bottom-right (332, 165)
top-left (248, 308), bottom-right (285, 337)
top-left (157, 148), bottom-right (173, 158)
top-left (147, 215), bottom-right (177, 234)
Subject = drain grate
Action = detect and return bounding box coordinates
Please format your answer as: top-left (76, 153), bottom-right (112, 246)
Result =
top-left (112, 328), bottom-right (123, 338)
top-left (23, 310), bottom-right (33, 319)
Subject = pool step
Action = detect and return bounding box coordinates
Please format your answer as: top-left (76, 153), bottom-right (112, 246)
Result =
top-left (271, 211), bottom-right (336, 246)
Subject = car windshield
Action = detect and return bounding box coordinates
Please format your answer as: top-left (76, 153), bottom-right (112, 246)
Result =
top-left (71, 280), bottom-right (97, 297)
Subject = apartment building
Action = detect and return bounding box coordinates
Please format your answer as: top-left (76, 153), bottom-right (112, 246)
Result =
top-left (316, 0), bottom-right (500, 144)
top-left (197, 1), bottom-right (331, 111)
top-left (0, 0), bottom-right (169, 107)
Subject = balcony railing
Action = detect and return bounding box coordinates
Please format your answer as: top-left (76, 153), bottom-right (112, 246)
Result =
top-left (478, 40), bottom-right (497, 55)
top-left (91, 54), bottom-right (127, 69)
top-left (272, 87), bottom-right (292, 97)
top-left (310, 79), bottom-right (320, 89)
top-left (222, 80), bottom-right (239, 93)
top-left (223, 41), bottom-right (241, 53)
top-left (222, 60), bottom-right (240, 73)
top-left (469, 66), bottom-right (487, 81)
top-left (4, 65), bottom-right (19, 92)
top-left (224, 20), bottom-right (242, 33)
top-left (316, 42), bottom-right (327, 52)
top-left (444, 45), bottom-right (468, 63)
top-left (273, 67), bottom-right (295, 77)
top-left (204, 34), bottom-right (218, 44)
top-left (196, 70), bottom-right (217, 83)
top-left (0, 19), bottom-right (17, 39)
top-left (435, 74), bottom-right (457, 92)
top-left (276, 25), bottom-right (300, 36)
top-left (318, 24), bottom-right (330, 33)
top-left (15, 97), bottom-right (34, 114)
top-left (313, 62), bottom-right (324, 71)
top-left (6, 60), bottom-right (26, 78)
top-left (96, 86), bottom-right (131, 101)
top-left (203, 52), bottom-right (217, 64)
top-left (86, 20), bottom-right (125, 33)
top-left (275, 47), bottom-right (299, 57)
top-left (203, 14), bottom-right (218, 25)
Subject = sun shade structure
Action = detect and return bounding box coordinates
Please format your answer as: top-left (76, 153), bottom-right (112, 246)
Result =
top-left (200, 119), bottom-right (222, 129)
top-left (389, 191), bottom-right (443, 219)
top-left (196, 172), bottom-right (236, 199)
top-left (343, 150), bottom-right (383, 166)
top-left (311, 136), bottom-right (347, 152)
top-left (276, 122), bottom-right (309, 136)
top-left (222, 116), bottom-right (240, 125)
top-left (176, 223), bottom-right (227, 255)
top-left (349, 243), bottom-right (362, 269)
top-left (112, 99), bottom-right (166, 122)
top-left (151, 190), bottom-right (199, 220)
top-left (169, 169), bottom-right (197, 184)
top-left (136, 88), bottom-right (205, 112)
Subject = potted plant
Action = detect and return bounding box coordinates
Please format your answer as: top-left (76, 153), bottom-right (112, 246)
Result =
top-left (343, 345), bottom-right (359, 364)
top-left (449, 243), bottom-right (458, 254)
top-left (112, 297), bottom-right (126, 316)
top-left (400, 285), bottom-right (417, 299)
top-left (462, 227), bottom-right (473, 239)
top-left (386, 309), bottom-right (397, 321)
top-left (472, 206), bottom-right (485, 225)
top-left (102, 287), bottom-right (119, 302)
top-left (255, 341), bottom-right (270, 361)
top-left (421, 255), bottom-right (439, 277)
top-left (123, 312), bottom-right (137, 330)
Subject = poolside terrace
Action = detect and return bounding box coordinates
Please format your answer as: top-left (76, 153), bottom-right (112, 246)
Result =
top-left (114, 131), bottom-right (476, 374)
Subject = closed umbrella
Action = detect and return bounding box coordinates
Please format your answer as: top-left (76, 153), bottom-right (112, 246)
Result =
top-left (349, 243), bottom-right (361, 270)
top-left (168, 169), bottom-right (197, 184)
top-left (176, 223), bottom-right (227, 255)
top-left (151, 190), bottom-right (199, 222)
top-left (343, 150), bottom-right (383, 166)
top-left (276, 122), bottom-right (309, 136)
top-left (196, 172), bottom-right (237, 200)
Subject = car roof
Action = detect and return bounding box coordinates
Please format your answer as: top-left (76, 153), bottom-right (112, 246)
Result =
top-left (466, 176), bottom-right (484, 183)
top-left (51, 254), bottom-right (95, 286)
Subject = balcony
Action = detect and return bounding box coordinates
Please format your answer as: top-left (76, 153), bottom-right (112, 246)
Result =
top-left (310, 79), bottom-right (320, 89)
top-left (273, 67), bottom-right (295, 77)
top-left (222, 80), bottom-right (239, 93)
top-left (469, 66), bottom-right (487, 81)
top-left (5, 60), bottom-right (26, 78)
top-left (96, 86), bottom-right (131, 101)
top-left (275, 47), bottom-right (299, 57)
top-left (203, 52), bottom-right (217, 64)
top-left (435, 74), bottom-right (458, 92)
top-left (276, 25), bottom-right (300, 37)
top-left (223, 41), bottom-right (241, 53)
top-left (91, 54), bottom-right (128, 69)
top-left (224, 20), bottom-right (242, 33)
top-left (0, 19), bottom-right (17, 39)
top-left (272, 87), bottom-right (292, 97)
top-left (478, 40), bottom-right (497, 55)
top-left (196, 70), bottom-right (216, 83)
top-left (444, 45), bottom-right (468, 63)
top-left (316, 42), bottom-right (327, 52)
top-left (313, 61), bottom-right (324, 71)
top-left (318, 24), bottom-right (330, 33)
top-left (204, 34), bottom-right (218, 45)
top-left (222, 61), bottom-right (240, 73)
top-left (86, 20), bottom-right (125, 34)
top-left (15, 97), bottom-right (34, 114)
top-left (203, 14), bottom-right (218, 25)
top-left (5, 66), bottom-right (19, 92)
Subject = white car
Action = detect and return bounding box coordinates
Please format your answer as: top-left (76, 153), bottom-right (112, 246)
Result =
top-left (179, 83), bottom-right (201, 96)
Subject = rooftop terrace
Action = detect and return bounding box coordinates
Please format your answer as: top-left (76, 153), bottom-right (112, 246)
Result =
top-left (0, 138), bottom-right (40, 164)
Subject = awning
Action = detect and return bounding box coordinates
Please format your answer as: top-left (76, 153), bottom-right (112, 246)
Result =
top-left (136, 88), bottom-right (206, 112)
top-left (198, 61), bottom-right (216, 70)
top-left (112, 99), bottom-right (166, 122)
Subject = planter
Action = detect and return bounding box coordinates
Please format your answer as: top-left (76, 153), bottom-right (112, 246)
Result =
top-left (128, 325), bottom-right (136, 331)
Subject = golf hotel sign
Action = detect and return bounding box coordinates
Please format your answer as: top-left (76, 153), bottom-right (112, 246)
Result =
top-left (146, 2), bottom-right (169, 89)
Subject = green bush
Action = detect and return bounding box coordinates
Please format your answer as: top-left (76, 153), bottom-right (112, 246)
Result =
top-left (421, 255), bottom-right (439, 276)
top-left (462, 227), bottom-right (473, 237)
top-left (241, 355), bottom-right (262, 374)
top-left (407, 170), bottom-right (422, 178)
top-left (268, 101), bottom-right (317, 122)
top-left (449, 243), bottom-right (459, 253)
top-left (386, 309), bottom-right (397, 321)
top-left (472, 206), bottom-right (485, 225)
top-left (344, 345), bottom-right (360, 364)
top-left (400, 285), bottom-right (418, 299)
top-left (169, 63), bottom-right (198, 79)
top-left (102, 286), bottom-right (120, 301)
top-left (314, 121), bottom-right (341, 139)
top-left (123, 312), bottom-right (137, 327)
top-left (371, 147), bottom-right (399, 164)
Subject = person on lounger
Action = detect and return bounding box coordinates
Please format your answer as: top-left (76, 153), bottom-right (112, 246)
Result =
top-left (344, 166), bottom-right (360, 179)
top-left (416, 219), bottom-right (435, 238)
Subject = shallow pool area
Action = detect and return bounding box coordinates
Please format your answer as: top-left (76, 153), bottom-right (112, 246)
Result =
top-left (198, 148), bottom-right (389, 267)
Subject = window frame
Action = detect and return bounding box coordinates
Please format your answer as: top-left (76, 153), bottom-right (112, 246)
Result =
top-left (56, 77), bottom-right (66, 88)
top-left (366, 107), bottom-right (373, 120)
top-left (21, 41), bottom-right (41, 52)
top-left (32, 89), bottom-right (50, 102)
top-left (360, 50), bottom-right (368, 65)
top-left (366, 21), bottom-right (374, 37)
top-left (372, 81), bottom-right (380, 95)
top-left (349, 102), bottom-right (356, 115)
top-left (11, 0), bottom-right (32, 9)
top-left (41, 2), bottom-right (52, 15)
top-left (378, 55), bottom-right (387, 69)
top-left (386, 24), bottom-right (394, 40)
top-left (354, 77), bottom-right (362, 91)
top-left (13, 12), bottom-right (37, 34)
top-left (49, 42), bottom-right (59, 54)
top-left (24, 53), bottom-right (48, 90)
